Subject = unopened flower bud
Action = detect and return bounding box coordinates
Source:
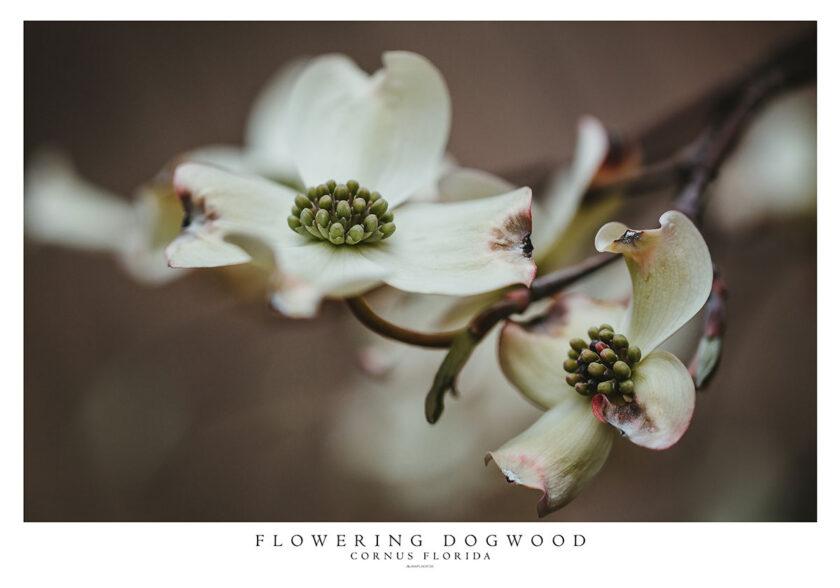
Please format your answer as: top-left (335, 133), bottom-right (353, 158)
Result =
top-left (380, 223), bottom-right (396, 238)
top-left (588, 326), bottom-right (600, 339)
top-left (318, 195), bottom-right (333, 210)
top-left (369, 191), bottom-right (382, 203)
top-left (287, 215), bottom-right (302, 230)
top-left (334, 185), bottom-right (350, 200)
top-left (574, 382), bottom-right (590, 396)
top-left (370, 198), bottom-right (389, 217)
top-left (299, 208), bottom-right (314, 226)
top-left (563, 359), bottom-right (578, 373)
top-left (328, 223), bottom-right (345, 245)
top-left (579, 349), bottom-right (599, 363)
top-left (346, 224), bottom-right (365, 245)
top-left (315, 209), bottom-right (331, 228)
top-left (346, 179), bottom-right (359, 194)
top-left (336, 200), bottom-right (352, 219)
top-left (357, 187), bottom-right (370, 200)
top-left (598, 328), bottom-right (614, 342)
top-left (363, 214), bottom-right (379, 233)
top-left (627, 346), bottom-right (642, 363)
top-left (570, 338), bottom-right (587, 352)
top-left (618, 380), bottom-right (634, 395)
top-left (613, 361), bottom-right (631, 380)
top-left (326, 179), bottom-right (337, 192)
top-left (295, 194), bottom-right (311, 210)
top-left (612, 334), bottom-right (628, 348)
top-left (352, 198), bottom-right (367, 215)
top-left (566, 374), bottom-right (584, 386)
top-left (600, 348), bottom-right (618, 364)
top-left (587, 363), bottom-right (607, 378)
top-left (597, 381), bottom-right (615, 395)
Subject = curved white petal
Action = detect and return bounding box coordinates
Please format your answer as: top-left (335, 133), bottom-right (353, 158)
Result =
top-left (25, 152), bottom-right (135, 252)
top-left (166, 162), bottom-right (298, 268)
top-left (361, 187), bottom-right (535, 296)
top-left (244, 58), bottom-right (309, 181)
top-left (532, 116), bottom-right (609, 257)
top-left (270, 241), bottom-right (388, 318)
top-left (591, 350), bottom-right (695, 450)
top-left (436, 167), bottom-right (514, 202)
top-left (498, 293), bottom-right (626, 409)
top-left (118, 184), bottom-right (185, 284)
top-left (595, 210), bottom-right (713, 356)
top-left (285, 51), bottom-right (451, 206)
top-left (487, 397), bottom-right (613, 516)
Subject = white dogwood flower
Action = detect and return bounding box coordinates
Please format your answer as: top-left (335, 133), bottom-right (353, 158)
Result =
top-left (167, 52), bottom-right (536, 316)
top-left (488, 210), bottom-right (713, 516)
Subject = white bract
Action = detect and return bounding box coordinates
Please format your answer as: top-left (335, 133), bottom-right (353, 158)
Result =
top-left (166, 52), bottom-right (536, 316)
top-left (489, 210), bottom-right (713, 516)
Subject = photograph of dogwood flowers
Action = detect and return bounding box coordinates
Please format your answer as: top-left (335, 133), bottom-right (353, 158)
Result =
top-left (24, 21), bottom-right (815, 521)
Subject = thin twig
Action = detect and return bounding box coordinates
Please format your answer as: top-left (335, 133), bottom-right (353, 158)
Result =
top-left (346, 296), bottom-right (460, 349)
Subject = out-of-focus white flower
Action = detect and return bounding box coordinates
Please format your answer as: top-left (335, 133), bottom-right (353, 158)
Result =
top-left (25, 59), bottom-right (312, 283)
top-left (167, 52), bottom-right (536, 317)
top-left (489, 211), bottom-right (712, 516)
top-left (708, 86), bottom-right (816, 231)
top-left (25, 152), bottom-right (183, 284)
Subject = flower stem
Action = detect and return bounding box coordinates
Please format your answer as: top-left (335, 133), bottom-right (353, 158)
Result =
top-left (345, 296), bottom-right (460, 349)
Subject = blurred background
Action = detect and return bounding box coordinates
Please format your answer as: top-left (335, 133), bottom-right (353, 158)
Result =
top-left (24, 22), bottom-right (816, 521)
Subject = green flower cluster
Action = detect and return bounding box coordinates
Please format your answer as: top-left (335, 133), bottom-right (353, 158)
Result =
top-left (287, 179), bottom-right (396, 246)
top-left (563, 324), bottom-right (641, 401)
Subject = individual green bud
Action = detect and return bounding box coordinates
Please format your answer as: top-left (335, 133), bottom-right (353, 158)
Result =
top-left (316, 184), bottom-right (329, 197)
top-left (574, 382), bottom-right (590, 396)
top-left (370, 198), bottom-right (389, 217)
top-left (369, 191), bottom-right (382, 203)
top-left (357, 187), bottom-right (370, 200)
top-left (295, 194), bottom-right (311, 210)
top-left (318, 195), bottom-right (333, 210)
top-left (307, 187), bottom-right (319, 199)
top-left (627, 346), bottom-right (642, 363)
top-left (600, 348), bottom-right (618, 364)
top-left (599, 328), bottom-right (614, 342)
top-left (380, 211), bottom-right (394, 223)
top-left (579, 349), bottom-right (599, 363)
top-left (329, 223), bottom-right (345, 245)
top-left (567, 349), bottom-right (579, 360)
top-left (613, 334), bottom-right (629, 348)
top-left (291, 205), bottom-right (301, 217)
top-left (613, 361), bottom-right (631, 380)
top-left (334, 185), bottom-right (350, 200)
top-left (363, 214), bottom-right (379, 234)
top-left (336, 200), bottom-right (352, 219)
top-left (570, 337), bottom-right (588, 352)
top-left (587, 363), bottom-right (607, 378)
top-left (588, 326), bottom-right (600, 339)
top-left (299, 208), bottom-right (314, 226)
top-left (566, 373), bottom-right (584, 386)
top-left (315, 209), bottom-right (331, 228)
top-left (597, 380), bottom-right (615, 395)
top-left (346, 224), bottom-right (365, 245)
top-left (380, 223), bottom-right (396, 239)
top-left (287, 215), bottom-right (302, 230)
top-left (563, 359), bottom-right (578, 373)
top-left (347, 180), bottom-right (359, 194)
top-left (326, 179), bottom-right (336, 192)
top-left (352, 198), bottom-right (367, 215)
top-left (618, 380), bottom-right (635, 396)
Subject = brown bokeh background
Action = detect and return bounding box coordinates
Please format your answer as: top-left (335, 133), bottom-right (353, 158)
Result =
top-left (24, 22), bottom-right (816, 521)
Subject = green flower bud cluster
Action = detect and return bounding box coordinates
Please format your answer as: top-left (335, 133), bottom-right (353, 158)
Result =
top-left (287, 179), bottom-right (396, 246)
top-left (562, 324), bottom-right (641, 402)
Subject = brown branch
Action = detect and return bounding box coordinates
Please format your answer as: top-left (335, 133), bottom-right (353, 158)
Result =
top-left (423, 32), bottom-right (816, 423)
top-left (346, 296), bottom-right (460, 349)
